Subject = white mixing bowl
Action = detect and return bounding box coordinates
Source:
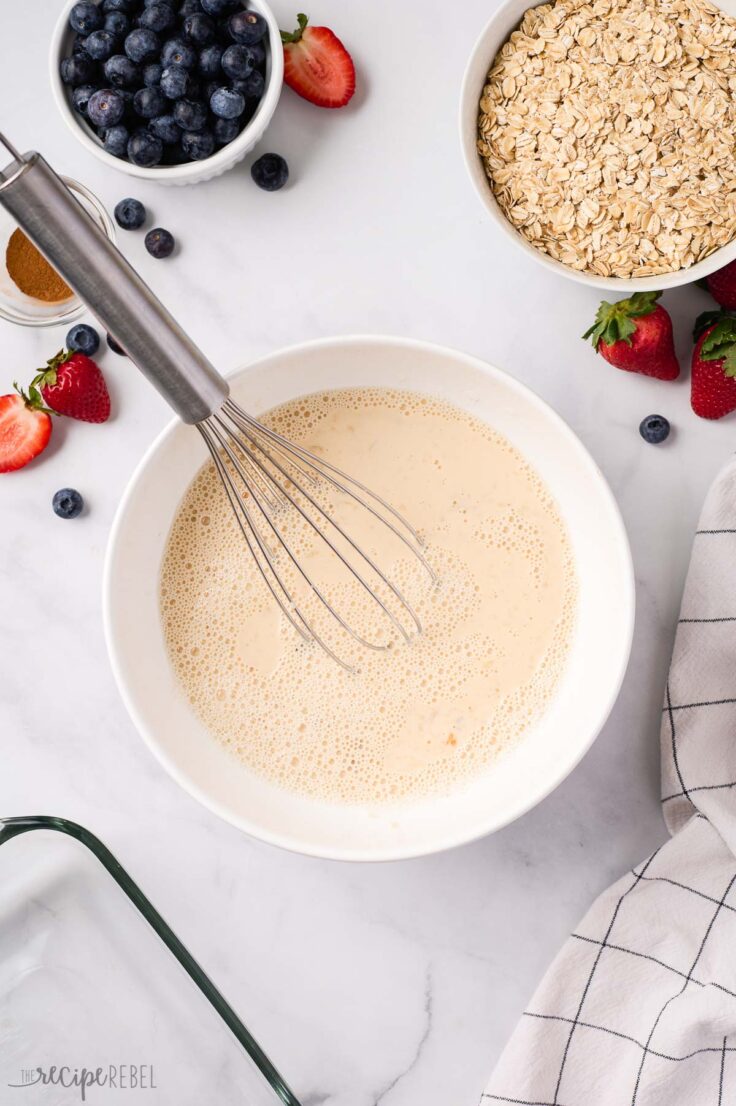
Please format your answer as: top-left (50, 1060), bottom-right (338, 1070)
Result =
top-left (460, 0), bottom-right (736, 292)
top-left (103, 336), bottom-right (634, 861)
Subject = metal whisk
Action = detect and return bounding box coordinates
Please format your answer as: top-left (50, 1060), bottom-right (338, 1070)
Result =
top-left (0, 136), bottom-right (433, 668)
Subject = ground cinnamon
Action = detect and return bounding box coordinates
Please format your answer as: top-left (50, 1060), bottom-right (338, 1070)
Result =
top-left (6, 228), bottom-right (72, 303)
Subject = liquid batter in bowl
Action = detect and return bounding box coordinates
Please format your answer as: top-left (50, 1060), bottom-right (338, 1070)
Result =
top-left (160, 387), bottom-right (577, 805)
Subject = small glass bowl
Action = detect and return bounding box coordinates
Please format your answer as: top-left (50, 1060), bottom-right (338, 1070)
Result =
top-left (0, 177), bottom-right (115, 327)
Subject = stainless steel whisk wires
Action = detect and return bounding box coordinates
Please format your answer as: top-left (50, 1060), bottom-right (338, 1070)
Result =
top-left (0, 135), bottom-right (434, 668)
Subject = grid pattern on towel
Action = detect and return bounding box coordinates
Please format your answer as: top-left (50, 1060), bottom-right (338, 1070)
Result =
top-left (483, 456), bottom-right (736, 1106)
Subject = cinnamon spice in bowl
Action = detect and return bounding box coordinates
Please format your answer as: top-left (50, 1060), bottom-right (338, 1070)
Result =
top-left (0, 178), bottom-right (114, 327)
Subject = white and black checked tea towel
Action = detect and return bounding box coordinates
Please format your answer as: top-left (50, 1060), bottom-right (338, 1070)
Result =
top-left (484, 455), bottom-right (736, 1106)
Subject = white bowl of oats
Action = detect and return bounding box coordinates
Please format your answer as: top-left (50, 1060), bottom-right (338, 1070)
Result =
top-left (460, 0), bottom-right (736, 290)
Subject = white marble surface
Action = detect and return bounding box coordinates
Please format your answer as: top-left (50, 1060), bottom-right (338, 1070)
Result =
top-left (2, 0), bottom-right (736, 1102)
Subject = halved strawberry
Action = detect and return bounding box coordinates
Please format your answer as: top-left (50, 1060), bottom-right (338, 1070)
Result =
top-left (33, 349), bottom-right (110, 423)
top-left (281, 13), bottom-right (355, 109)
top-left (0, 388), bottom-right (53, 473)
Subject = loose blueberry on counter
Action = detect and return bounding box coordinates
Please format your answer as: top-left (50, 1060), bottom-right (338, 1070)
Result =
top-left (140, 2), bottom-right (177, 32)
top-left (134, 85), bottom-right (167, 118)
top-left (53, 488), bottom-right (84, 520)
top-left (104, 54), bottom-right (140, 87)
top-left (221, 43), bottom-right (255, 79)
top-left (66, 323), bottom-right (100, 357)
top-left (84, 29), bottom-right (118, 61)
top-left (104, 11), bottom-right (131, 38)
top-left (124, 28), bottom-right (160, 63)
top-left (71, 84), bottom-right (97, 115)
top-left (106, 333), bottom-right (127, 355)
top-left (182, 130), bottom-right (215, 159)
top-left (60, 55), bottom-right (95, 86)
top-left (251, 152), bottom-right (288, 191)
top-left (183, 12), bottom-right (216, 45)
top-left (151, 114), bottom-right (181, 143)
top-left (114, 196), bottom-right (147, 229)
top-left (145, 227), bottom-right (175, 258)
top-left (104, 124), bottom-right (130, 156)
top-left (173, 98), bottom-right (208, 130)
top-left (161, 38), bottom-right (197, 68)
top-left (160, 63), bottom-right (190, 99)
top-left (88, 88), bottom-right (125, 127)
top-left (70, 2), bottom-right (104, 34)
top-left (639, 414), bottom-right (670, 444)
top-left (128, 129), bottom-right (164, 166)
top-left (210, 87), bottom-right (245, 119)
top-left (143, 61), bottom-right (163, 86)
top-left (228, 10), bottom-right (267, 44)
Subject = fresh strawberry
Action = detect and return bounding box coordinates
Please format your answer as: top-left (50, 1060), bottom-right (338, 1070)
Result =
top-left (706, 260), bottom-right (736, 310)
top-left (691, 310), bottom-right (736, 419)
top-left (281, 13), bottom-right (355, 109)
top-left (33, 349), bottom-right (110, 423)
top-left (0, 387), bottom-right (53, 473)
top-left (582, 290), bottom-right (680, 380)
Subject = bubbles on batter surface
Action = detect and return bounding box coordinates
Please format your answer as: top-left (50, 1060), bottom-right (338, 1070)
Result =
top-left (160, 386), bottom-right (578, 806)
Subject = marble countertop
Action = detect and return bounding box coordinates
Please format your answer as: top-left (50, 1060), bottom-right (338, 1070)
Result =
top-left (3, 0), bottom-right (735, 1101)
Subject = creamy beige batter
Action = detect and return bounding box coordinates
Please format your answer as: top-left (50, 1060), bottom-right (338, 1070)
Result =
top-left (160, 388), bottom-right (576, 805)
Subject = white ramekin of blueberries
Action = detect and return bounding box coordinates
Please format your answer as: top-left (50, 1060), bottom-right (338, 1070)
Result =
top-left (51, 0), bottom-right (283, 184)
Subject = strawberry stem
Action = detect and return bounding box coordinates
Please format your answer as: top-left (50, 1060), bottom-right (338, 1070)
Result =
top-left (582, 291), bottom-right (662, 349)
top-left (280, 12), bottom-right (309, 44)
top-left (13, 381), bottom-right (55, 416)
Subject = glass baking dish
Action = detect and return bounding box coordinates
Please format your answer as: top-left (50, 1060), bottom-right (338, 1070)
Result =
top-left (0, 816), bottom-right (301, 1105)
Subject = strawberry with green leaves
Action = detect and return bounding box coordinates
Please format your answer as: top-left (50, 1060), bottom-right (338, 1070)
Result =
top-left (582, 290), bottom-right (680, 380)
top-left (691, 310), bottom-right (736, 420)
top-left (32, 349), bottom-right (110, 423)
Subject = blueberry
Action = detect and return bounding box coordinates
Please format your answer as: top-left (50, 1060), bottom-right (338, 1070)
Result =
top-left (160, 63), bottom-right (190, 98)
top-left (179, 0), bottom-right (202, 13)
top-left (140, 2), bottom-right (177, 32)
top-left (103, 123), bottom-right (130, 156)
top-left (234, 68), bottom-right (264, 98)
top-left (221, 42), bottom-right (255, 78)
top-left (198, 43), bottom-right (223, 76)
top-left (72, 36), bottom-right (89, 56)
top-left (145, 227), bottom-right (175, 258)
top-left (183, 12), bottom-right (215, 44)
top-left (124, 27), bottom-right (160, 63)
top-left (71, 83), bottom-right (97, 115)
top-left (104, 11), bottom-right (131, 37)
top-left (228, 10), bottom-right (267, 44)
top-left (150, 113), bottom-right (181, 142)
top-left (639, 414), bottom-right (670, 445)
top-left (66, 323), bottom-right (100, 356)
top-left (53, 488), bottom-right (84, 520)
top-left (173, 97), bottom-right (208, 129)
top-left (200, 0), bottom-right (237, 13)
top-left (133, 85), bottom-right (166, 118)
top-left (114, 196), bottom-right (147, 230)
top-left (161, 37), bottom-right (197, 68)
top-left (251, 152), bottom-right (288, 191)
top-left (127, 129), bottom-right (164, 166)
top-left (181, 129), bottom-right (214, 159)
top-left (88, 88), bottom-right (125, 127)
top-left (106, 333), bottom-right (127, 355)
top-left (104, 53), bottom-right (140, 87)
top-left (102, 0), bottom-right (137, 11)
top-left (84, 29), bottom-right (118, 60)
top-left (142, 61), bottom-right (163, 86)
top-left (209, 86), bottom-right (244, 118)
top-left (70, 2), bottom-right (104, 34)
top-left (213, 114), bottom-right (239, 144)
top-left (60, 55), bottom-right (95, 86)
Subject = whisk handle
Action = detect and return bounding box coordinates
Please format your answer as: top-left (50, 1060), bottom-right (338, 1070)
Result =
top-left (0, 147), bottom-right (228, 424)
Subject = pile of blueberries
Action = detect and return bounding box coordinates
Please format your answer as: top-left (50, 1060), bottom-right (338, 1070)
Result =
top-left (60, 0), bottom-right (269, 168)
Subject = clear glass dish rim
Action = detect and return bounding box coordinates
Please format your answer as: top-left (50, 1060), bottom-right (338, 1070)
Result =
top-left (0, 178), bottom-right (115, 328)
top-left (0, 815), bottom-right (301, 1106)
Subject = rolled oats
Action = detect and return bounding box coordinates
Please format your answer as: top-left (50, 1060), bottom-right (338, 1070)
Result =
top-left (476, 0), bottom-right (736, 277)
